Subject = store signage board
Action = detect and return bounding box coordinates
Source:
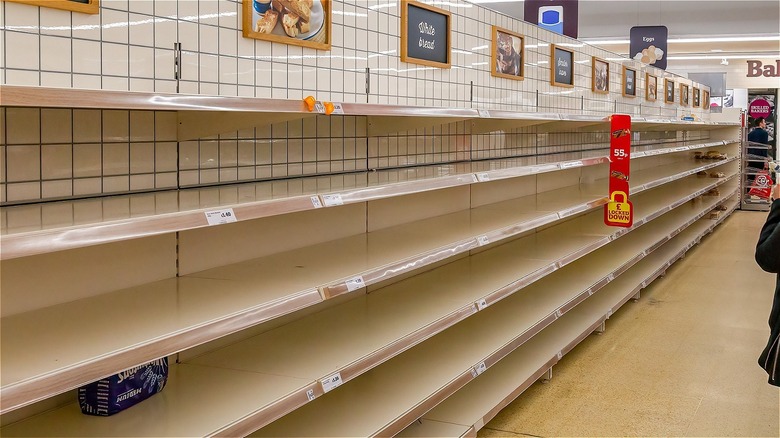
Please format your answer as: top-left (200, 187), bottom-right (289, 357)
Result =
top-left (623, 66), bottom-right (637, 97)
top-left (630, 26), bottom-right (667, 70)
top-left (6, 0), bottom-right (98, 13)
top-left (523, 0), bottom-right (579, 38)
top-left (664, 78), bottom-right (675, 104)
top-left (401, 0), bottom-right (451, 69)
top-left (551, 45), bottom-right (574, 88)
top-left (604, 115), bottom-right (633, 228)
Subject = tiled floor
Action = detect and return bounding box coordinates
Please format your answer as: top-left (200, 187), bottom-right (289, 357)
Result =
top-left (480, 211), bottom-right (780, 437)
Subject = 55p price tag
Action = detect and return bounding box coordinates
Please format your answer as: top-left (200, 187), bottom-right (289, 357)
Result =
top-left (205, 208), bottom-right (237, 225)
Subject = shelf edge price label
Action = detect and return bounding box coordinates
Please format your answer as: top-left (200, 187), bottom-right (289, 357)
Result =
top-left (345, 276), bottom-right (365, 292)
top-left (306, 389), bottom-right (316, 401)
top-left (331, 103), bottom-right (345, 115)
top-left (477, 235), bottom-right (490, 246)
top-left (319, 373), bottom-right (343, 393)
top-left (606, 310), bottom-right (613, 319)
top-left (476, 298), bottom-right (488, 311)
top-left (476, 172), bottom-right (491, 182)
top-left (557, 351), bottom-right (563, 360)
top-left (314, 101), bottom-right (326, 114)
top-left (205, 208), bottom-right (237, 225)
top-left (322, 194), bottom-right (344, 207)
top-left (310, 196), bottom-right (323, 209)
top-left (561, 160), bottom-right (583, 169)
top-left (555, 309), bottom-right (563, 318)
top-left (478, 109), bottom-right (490, 118)
top-left (472, 361), bottom-right (487, 377)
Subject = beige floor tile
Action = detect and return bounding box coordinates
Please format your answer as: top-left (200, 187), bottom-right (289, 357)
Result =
top-left (482, 212), bottom-right (780, 437)
top-left (684, 397), bottom-right (779, 437)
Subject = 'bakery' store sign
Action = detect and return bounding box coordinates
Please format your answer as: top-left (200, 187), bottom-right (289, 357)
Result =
top-left (401, 0), bottom-right (451, 68)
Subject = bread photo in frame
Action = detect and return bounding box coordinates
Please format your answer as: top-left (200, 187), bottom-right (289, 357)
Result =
top-left (242, 0), bottom-right (332, 51)
top-left (592, 57), bottom-right (609, 94)
top-left (693, 87), bottom-right (701, 107)
top-left (703, 89), bottom-right (711, 109)
top-left (664, 78), bottom-right (675, 104)
top-left (551, 44), bottom-right (575, 88)
top-left (646, 73), bottom-right (658, 102)
top-left (491, 26), bottom-right (524, 81)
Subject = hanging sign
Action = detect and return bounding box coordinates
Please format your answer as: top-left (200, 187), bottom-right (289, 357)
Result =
top-left (604, 114), bottom-right (633, 228)
top-left (401, 0), bottom-right (451, 69)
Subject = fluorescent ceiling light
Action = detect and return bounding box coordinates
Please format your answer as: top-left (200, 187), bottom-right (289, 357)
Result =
top-left (668, 54), bottom-right (780, 60)
top-left (582, 35), bottom-right (780, 45)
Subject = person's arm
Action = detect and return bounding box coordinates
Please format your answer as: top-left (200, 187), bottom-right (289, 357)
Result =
top-left (756, 186), bottom-right (780, 273)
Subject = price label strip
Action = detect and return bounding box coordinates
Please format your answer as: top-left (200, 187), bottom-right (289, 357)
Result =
top-left (471, 361), bottom-right (487, 377)
top-left (345, 276), bottom-right (365, 292)
top-left (306, 389), bottom-right (316, 401)
top-left (331, 103), bottom-right (345, 114)
top-left (310, 196), bottom-right (323, 209)
top-left (561, 160), bottom-right (583, 169)
top-left (476, 298), bottom-right (488, 311)
top-left (477, 235), bottom-right (490, 246)
top-left (320, 373), bottom-right (343, 393)
top-left (322, 194), bottom-right (344, 207)
top-left (478, 109), bottom-right (490, 118)
top-left (205, 208), bottom-right (237, 225)
top-left (476, 173), bottom-right (490, 182)
top-left (314, 101), bottom-right (326, 114)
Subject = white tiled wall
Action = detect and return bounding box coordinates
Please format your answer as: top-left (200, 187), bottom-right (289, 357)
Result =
top-left (0, 0), bottom-right (711, 204)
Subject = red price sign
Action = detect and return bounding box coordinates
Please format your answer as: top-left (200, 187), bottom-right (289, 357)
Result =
top-left (604, 114), bottom-right (633, 227)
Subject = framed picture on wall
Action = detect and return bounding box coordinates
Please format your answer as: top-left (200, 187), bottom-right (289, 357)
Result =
top-left (591, 57), bottom-right (609, 94)
top-left (703, 90), bottom-right (711, 109)
top-left (646, 73), bottom-right (658, 102)
top-left (491, 26), bottom-right (524, 80)
top-left (664, 78), bottom-right (675, 103)
top-left (5, 0), bottom-right (99, 13)
top-left (242, 0), bottom-right (332, 51)
top-left (680, 84), bottom-right (690, 106)
top-left (551, 44), bottom-right (575, 88)
top-left (622, 66), bottom-right (637, 97)
top-left (401, 0), bottom-right (451, 68)
top-left (693, 87), bottom-right (701, 107)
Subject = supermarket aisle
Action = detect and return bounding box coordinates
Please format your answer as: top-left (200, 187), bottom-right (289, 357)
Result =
top-left (479, 211), bottom-right (780, 437)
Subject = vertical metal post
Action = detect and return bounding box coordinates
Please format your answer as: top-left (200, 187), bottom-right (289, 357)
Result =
top-left (470, 81), bottom-right (474, 104)
top-left (173, 42), bottom-right (182, 93)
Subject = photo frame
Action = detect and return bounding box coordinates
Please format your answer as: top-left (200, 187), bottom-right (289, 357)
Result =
top-left (401, 0), bottom-right (452, 69)
top-left (491, 26), bottom-right (524, 81)
top-left (703, 90), bottom-right (711, 109)
top-left (646, 73), bottom-right (658, 102)
top-left (551, 44), bottom-right (575, 88)
top-left (664, 78), bottom-right (675, 104)
top-left (693, 87), bottom-right (701, 107)
top-left (591, 57), bottom-right (609, 94)
top-left (622, 66), bottom-right (637, 98)
top-left (680, 83), bottom-right (690, 106)
top-left (242, 0), bottom-right (331, 51)
top-left (5, 0), bottom-right (99, 14)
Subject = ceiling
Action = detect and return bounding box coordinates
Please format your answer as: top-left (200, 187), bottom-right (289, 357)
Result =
top-left (473, 0), bottom-right (780, 71)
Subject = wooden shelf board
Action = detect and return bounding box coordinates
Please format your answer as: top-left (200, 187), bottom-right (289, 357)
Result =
top-left (0, 140), bottom-right (732, 260)
top-left (0, 185), bottom-right (734, 437)
top-left (249, 193), bottom-right (728, 437)
top-left (0, 158), bottom-right (738, 414)
top-left (0, 364), bottom-right (312, 437)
